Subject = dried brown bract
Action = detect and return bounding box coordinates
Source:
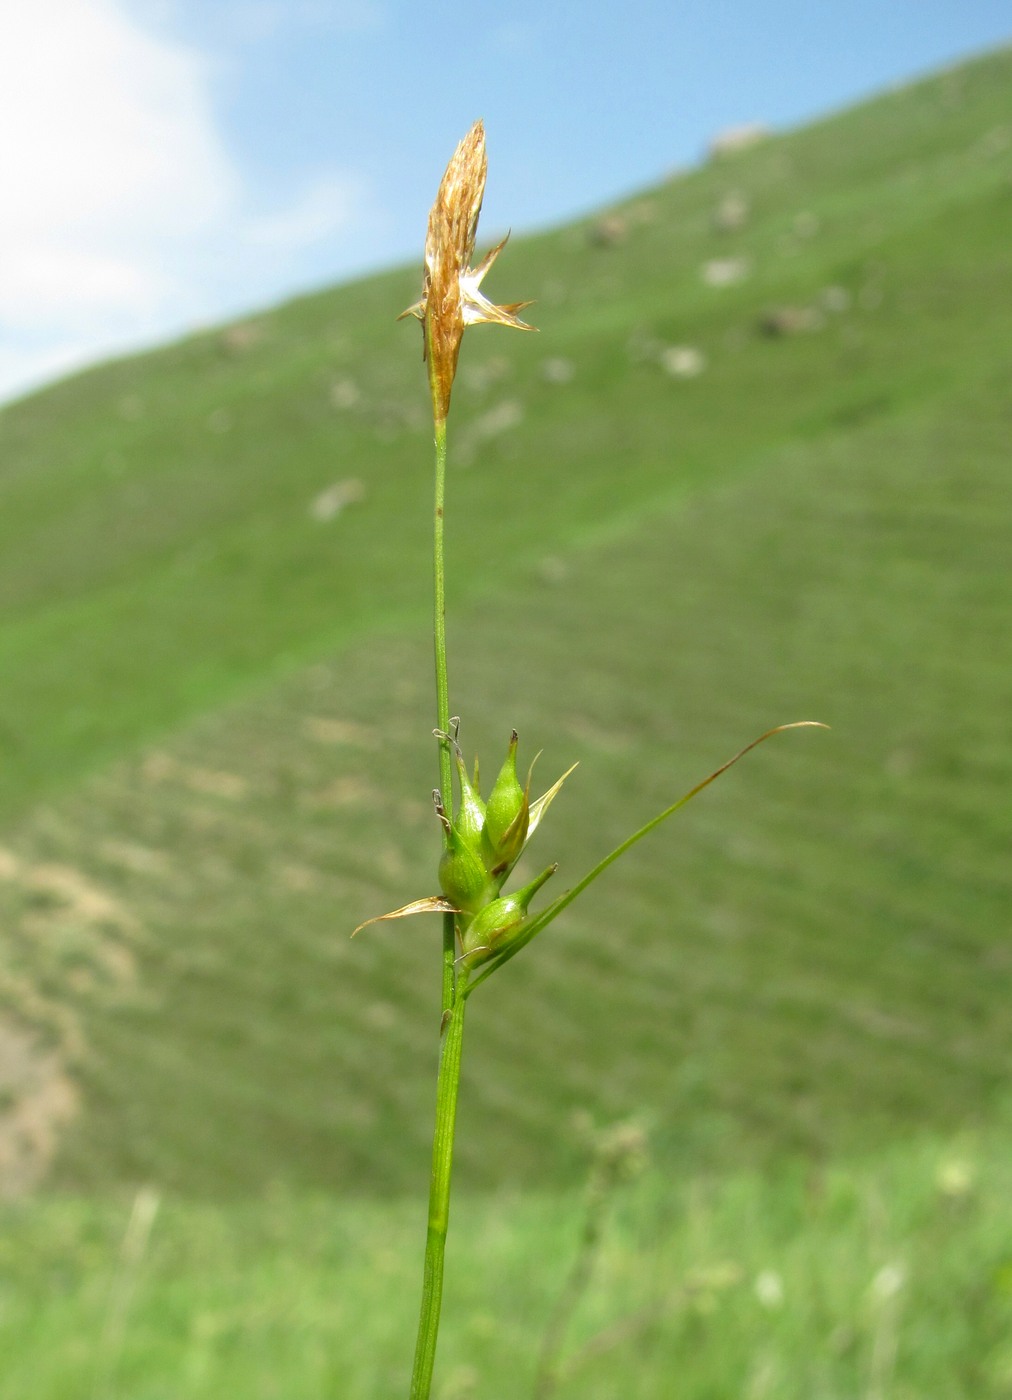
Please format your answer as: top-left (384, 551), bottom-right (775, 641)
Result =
top-left (401, 120), bottom-right (534, 423)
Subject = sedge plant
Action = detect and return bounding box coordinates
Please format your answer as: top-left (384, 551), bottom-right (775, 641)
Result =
top-left (353, 120), bottom-right (824, 1399)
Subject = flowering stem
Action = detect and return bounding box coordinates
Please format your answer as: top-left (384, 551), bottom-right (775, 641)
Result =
top-left (432, 417), bottom-right (456, 1017)
top-left (409, 969), bottom-right (469, 1399)
top-left (404, 119), bottom-right (535, 1400)
top-left (408, 409), bottom-right (464, 1398)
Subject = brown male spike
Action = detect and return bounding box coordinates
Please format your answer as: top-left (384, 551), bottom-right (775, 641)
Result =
top-left (400, 120), bottom-right (535, 423)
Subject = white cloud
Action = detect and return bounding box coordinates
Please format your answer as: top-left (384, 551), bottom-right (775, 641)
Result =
top-left (0, 1), bottom-right (234, 337)
top-left (1, 247), bottom-right (174, 330)
top-left (0, 0), bottom-right (367, 403)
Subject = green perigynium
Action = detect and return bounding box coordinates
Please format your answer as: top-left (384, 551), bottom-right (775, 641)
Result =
top-left (449, 741), bottom-right (485, 851)
top-left (366, 727), bottom-right (572, 943)
top-left (459, 862), bottom-right (558, 968)
top-left (435, 811), bottom-right (493, 915)
top-left (482, 730), bottom-right (530, 877)
top-left (437, 729), bottom-right (563, 926)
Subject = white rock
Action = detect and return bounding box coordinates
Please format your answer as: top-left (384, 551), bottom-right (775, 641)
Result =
top-left (660, 345), bottom-right (707, 379)
top-left (701, 256), bottom-right (750, 287)
top-left (330, 378), bottom-right (361, 410)
top-left (541, 357), bottom-right (575, 385)
top-left (310, 478), bottom-right (365, 522)
top-left (709, 123), bottom-right (769, 158)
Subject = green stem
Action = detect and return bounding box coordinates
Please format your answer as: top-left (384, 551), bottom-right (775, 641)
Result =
top-left (408, 409), bottom-right (463, 1398)
top-left (432, 419), bottom-right (452, 798)
top-left (432, 418), bottom-right (456, 1017)
top-left (409, 972), bottom-right (469, 1398)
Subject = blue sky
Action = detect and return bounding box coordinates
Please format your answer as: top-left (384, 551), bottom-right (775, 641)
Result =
top-left (1, 0), bottom-right (1008, 402)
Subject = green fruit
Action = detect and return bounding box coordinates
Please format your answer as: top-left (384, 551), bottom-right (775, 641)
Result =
top-left (460, 863), bottom-right (557, 965)
top-left (438, 825), bottom-right (494, 914)
top-left (482, 731), bottom-right (529, 877)
top-left (453, 745), bottom-right (486, 852)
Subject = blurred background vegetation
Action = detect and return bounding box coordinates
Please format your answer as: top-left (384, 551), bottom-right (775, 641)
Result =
top-left (0, 48), bottom-right (1009, 1398)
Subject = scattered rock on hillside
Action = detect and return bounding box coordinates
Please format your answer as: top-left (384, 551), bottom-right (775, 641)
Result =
top-left (330, 377), bottom-right (361, 410)
top-left (371, 399), bottom-right (425, 440)
top-left (540, 357), bottom-right (575, 385)
top-left (626, 198), bottom-right (658, 226)
top-left (708, 123), bottom-right (769, 159)
top-left (588, 213), bottom-right (628, 248)
top-left (539, 556), bottom-right (569, 585)
top-left (469, 400), bottom-right (524, 440)
top-left (758, 305), bottom-right (825, 336)
top-left (310, 478), bottom-right (366, 523)
top-left (660, 345), bottom-right (707, 379)
top-left (712, 191), bottom-right (749, 232)
top-left (820, 285), bottom-right (852, 313)
top-left (220, 322), bottom-right (264, 354)
top-left (463, 356), bottom-right (512, 393)
top-left (701, 256), bottom-right (751, 287)
top-left (457, 399), bottom-right (524, 465)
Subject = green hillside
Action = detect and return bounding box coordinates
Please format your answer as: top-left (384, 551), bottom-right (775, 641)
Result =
top-left (0, 44), bottom-right (1009, 1227)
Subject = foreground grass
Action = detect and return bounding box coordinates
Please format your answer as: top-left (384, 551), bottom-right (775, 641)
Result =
top-left (3, 1124), bottom-right (1011, 1399)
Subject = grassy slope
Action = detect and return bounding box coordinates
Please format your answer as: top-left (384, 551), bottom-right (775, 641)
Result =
top-left (2, 1126), bottom-right (1011, 1398)
top-left (0, 50), bottom-right (1009, 1205)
